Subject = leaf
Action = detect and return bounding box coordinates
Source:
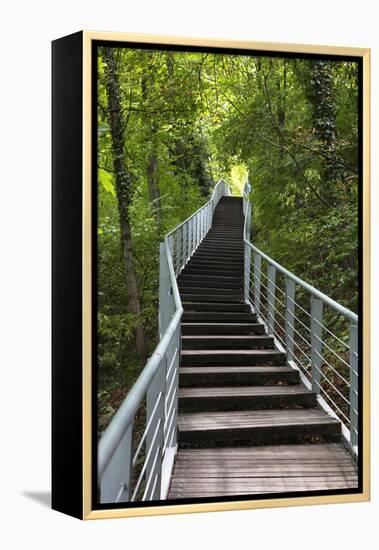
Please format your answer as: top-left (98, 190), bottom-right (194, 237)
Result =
top-left (99, 168), bottom-right (116, 197)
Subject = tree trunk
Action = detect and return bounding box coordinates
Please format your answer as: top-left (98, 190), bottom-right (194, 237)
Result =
top-left (103, 47), bottom-right (146, 363)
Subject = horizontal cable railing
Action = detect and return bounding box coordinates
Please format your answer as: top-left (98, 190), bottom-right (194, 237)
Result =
top-left (242, 182), bottom-right (359, 457)
top-left (98, 179), bottom-right (231, 504)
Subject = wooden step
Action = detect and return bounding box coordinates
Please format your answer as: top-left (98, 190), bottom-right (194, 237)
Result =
top-left (199, 237), bottom-right (243, 243)
top-left (178, 279), bottom-right (243, 294)
top-left (191, 264), bottom-right (242, 272)
top-left (194, 253), bottom-right (241, 259)
top-left (181, 287), bottom-right (243, 297)
top-left (194, 255), bottom-right (242, 261)
top-left (181, 322), bottom-right (265, 335)
top-left (208, 228), bottom-right (243, 233)
top-left (206, 233), bottom-right (243, 240)
top-left (173, 443), bottom-right (352, 461)
top-left (182, 335), bottom-right (274, 349)
top-left (197, 240), bottom-right (239, 245)
top-left (197, 244), bottom-right (244, 251)
top-left (178, 409), bottom-right (341, 445)
top-left (168, 444), bottom-right (358, 498)
top-left (183, 268), bottom-right (244, 277)
top-left (208, 225), bottom-right (243, 229)
top-left (181, 349), bottom-right (286, 366)
top-left (208, 236), bottom-right (243, 241)
top-left (179, 273), bottom-right (243, 283)
top-left (191, 249), bottom-right (242, 256)
top-left (179, 366), bottom-right (299, 386)
top-left (183, 267), bottom-right (244, 276)
top-left (198, 243), bottom-right (244, 250)
top-left (180, 298), bottom-right (246, 306)
top-left (179, 386), bottom-right (316, 412)
top-left (209, 234), bottom-right (243, 238)
top-left (201, 237), bottom-right (243, 242)
top-left (182, 304), bottom-right (250, 313)
top-left (179, 281), bottom-right (243, 290)
top-left (193, 252), bottom-right (244, 261)
top-left (180, 277), bottom-right (243, 288)
top-left (204, 230), bottom-right (243, 234)
top-left (188, 259), bottom-right (242, 269)
top-left (182, 312), bottom-right (257, 322)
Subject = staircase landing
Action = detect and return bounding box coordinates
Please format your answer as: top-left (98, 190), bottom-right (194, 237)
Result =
top-left (169, 444), bottom-right (357, 498)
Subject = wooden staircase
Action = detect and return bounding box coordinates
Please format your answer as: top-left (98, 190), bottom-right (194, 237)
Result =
top-left (168, 196), bottom-right (358, 499)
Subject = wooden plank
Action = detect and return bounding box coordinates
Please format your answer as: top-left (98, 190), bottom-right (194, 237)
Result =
top-left (175, 458), bottom-right (354, 465)
top-left (179, 366), bottom-right (292, 374)
top-left (170, 478), bottom-right (358, 489)
top-left (168, 482), bottom-right (359, 498)
top-left (171, 471), bottom-right (358, 479)
top-left (179, 386), bottom-right (311, 397)
top-left (175, 443), bottom-right (345, 453)
top-left (181, 349), bottom-right (284, 357)
top-left (178, 409), bottom-right (339, 428)
top-left (173, 449), bottom-right (354, 458)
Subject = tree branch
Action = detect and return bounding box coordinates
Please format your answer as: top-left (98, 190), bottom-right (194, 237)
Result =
top-left (257, 70), bottom-right (334, 209)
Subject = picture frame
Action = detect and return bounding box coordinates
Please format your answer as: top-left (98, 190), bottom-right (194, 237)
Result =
top-left (52, 30), bottom-right (370, 520)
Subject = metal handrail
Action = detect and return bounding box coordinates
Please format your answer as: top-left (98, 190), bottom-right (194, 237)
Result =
top-left (98, 309), bottom-right (182, 478)
top-left (244, 240), bottom-right (358, 324)
top-left (98, 178), bottom-right (231, 503)
top-left (242, 181), bottom-right (359, 457)
top-left (166, 179), bottom-right (229, 239)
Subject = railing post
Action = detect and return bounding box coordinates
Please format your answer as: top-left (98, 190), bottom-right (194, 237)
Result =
top-left (349, 322), bottom-right (358, 449)
top-left (182, 222), bottom-right (188, 268)
top-left (311, 296), bottom-right (323, 393)
top-left (178, 231), bottom-right (182, 274)
top-left (146, 356), bottom-right (166, 500)
top-left (188, 218), bottom-right (192, 259)
top-left (267, 265), bottom-right (276, 336)
top-left (99, 423), bottom-right (133, 503)
top-left (173, 233), bottom-right (178, 274)
top-left (285, 278), bottom-right (295, 362)
top-left (253, 252), bottom-right (261, 315)
top-left (192, 215), bottom-right (196, 251)
top-left (196, 209), bottom-right (201, 246)
top-left (244, 242), bottom-right (251, 304)
top-left (246, 202), bottom-right (251, 241)
top-left (168, 234), bottom-right (174, 267)
top-left (167, 323), bottom-right (181, 449)
top-left (159, 242), bottom-right (171, 338)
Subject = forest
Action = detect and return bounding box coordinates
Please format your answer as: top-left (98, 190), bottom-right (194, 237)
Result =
top-left (97, 46), bottom-right (359, 433)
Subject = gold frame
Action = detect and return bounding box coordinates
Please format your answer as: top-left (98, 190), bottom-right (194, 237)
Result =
top-left (82, 31), bottom-right (371, 520)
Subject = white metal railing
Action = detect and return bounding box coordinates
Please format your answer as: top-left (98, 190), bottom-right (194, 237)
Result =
top-left (243, 182), bottom-right (359, 457)
top-left (98, 179), bottom-right (231, 504)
